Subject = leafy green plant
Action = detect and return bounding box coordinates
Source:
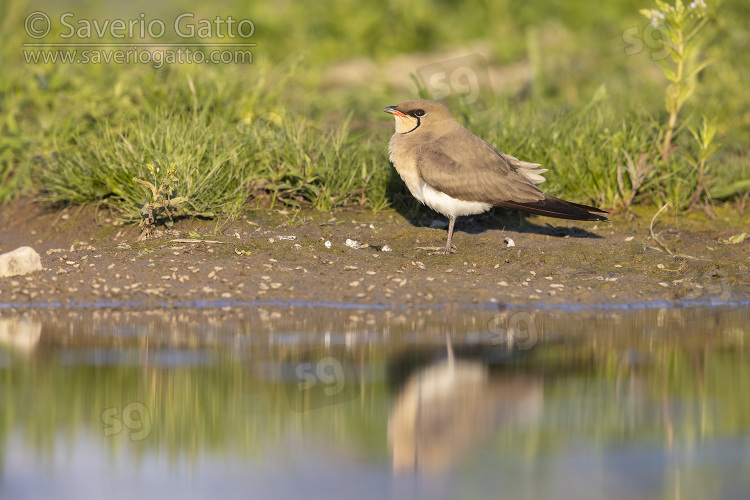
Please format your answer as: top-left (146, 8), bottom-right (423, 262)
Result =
top-left (133, 158), bottom-right (182, 239)
top-left (640, 0), bottom-right (711, 162)
top-left (686, 116), bottom-right (718, 209)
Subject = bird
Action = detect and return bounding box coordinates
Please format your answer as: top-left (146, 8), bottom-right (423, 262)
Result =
top-left (383, 99), bottom-right (609, 254)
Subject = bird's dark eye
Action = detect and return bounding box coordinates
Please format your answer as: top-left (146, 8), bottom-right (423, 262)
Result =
top-left (413, 109), bottom-right (426, 117)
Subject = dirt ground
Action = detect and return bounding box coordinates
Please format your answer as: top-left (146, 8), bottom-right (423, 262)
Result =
top-left (0, 200), bottom-right (748, 311)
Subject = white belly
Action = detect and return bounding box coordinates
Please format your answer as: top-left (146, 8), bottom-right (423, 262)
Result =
top-left (418, 182), bottom-right (492, 218)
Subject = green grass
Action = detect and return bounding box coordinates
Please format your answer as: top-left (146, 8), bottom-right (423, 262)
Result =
top-left (1, 0), bottom-right (749, 222)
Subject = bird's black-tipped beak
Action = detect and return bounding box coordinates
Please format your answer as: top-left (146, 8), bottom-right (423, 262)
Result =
top-left (383, 105), bottom-right (407, 117)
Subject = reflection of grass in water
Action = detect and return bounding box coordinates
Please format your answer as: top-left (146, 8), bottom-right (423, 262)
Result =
top-left (1, 0), bottom-right (749, 216)
top-left (0, 346), bottom-right (390, 460)
top-left (0, 307), bottom-right (748, 464)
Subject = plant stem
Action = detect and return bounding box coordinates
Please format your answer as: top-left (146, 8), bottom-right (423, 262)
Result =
top-left (689, 159), bottom-right (706, 209)
top-left (649, 202), bottom-right (673, 256)
top-left (661, 33), bottom-right (685, 163)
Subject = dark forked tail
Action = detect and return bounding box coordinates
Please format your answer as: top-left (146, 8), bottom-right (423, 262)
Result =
top-left (496, 194), bottom-right (610, 222)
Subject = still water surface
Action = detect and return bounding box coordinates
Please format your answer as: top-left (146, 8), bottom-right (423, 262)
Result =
top-left (1, 304), bottom-right (749, 499)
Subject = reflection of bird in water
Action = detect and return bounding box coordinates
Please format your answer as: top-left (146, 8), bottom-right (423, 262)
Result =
top-left (388, 336), bottom-right (543, 475)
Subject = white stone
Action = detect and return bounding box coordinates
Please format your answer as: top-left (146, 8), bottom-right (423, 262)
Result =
top-left (0, 246), bottom-right (43, 278)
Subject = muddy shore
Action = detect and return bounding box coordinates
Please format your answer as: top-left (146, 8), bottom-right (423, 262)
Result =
top-left (1, 200), bottom-right (748, 311)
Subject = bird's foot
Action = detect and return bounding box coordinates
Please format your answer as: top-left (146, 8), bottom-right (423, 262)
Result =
top-left (415, 244), bottom-right (456, 254)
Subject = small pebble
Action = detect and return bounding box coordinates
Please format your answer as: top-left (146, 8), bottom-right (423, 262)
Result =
top-left (325, 240), bottom-right (332, 248)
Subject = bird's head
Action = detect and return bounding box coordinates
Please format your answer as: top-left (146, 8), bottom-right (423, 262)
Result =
top-left (383, 99), bottom-right (452, 135)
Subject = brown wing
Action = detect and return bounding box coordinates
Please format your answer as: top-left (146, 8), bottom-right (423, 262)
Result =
top-left (413, 127), bottom-right (546, 204)
top-left (414, 127), bottom-right (609, 221)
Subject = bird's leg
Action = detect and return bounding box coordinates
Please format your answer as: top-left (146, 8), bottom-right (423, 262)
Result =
top-left (445, 216), bottom-right (456, 254)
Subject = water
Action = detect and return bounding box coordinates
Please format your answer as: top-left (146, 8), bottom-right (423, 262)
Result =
top-left (1, 304), bottom-right (749, 500)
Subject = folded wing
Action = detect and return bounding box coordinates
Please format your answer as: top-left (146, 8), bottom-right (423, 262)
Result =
top-left (414, 130), bottom-right (608, 221)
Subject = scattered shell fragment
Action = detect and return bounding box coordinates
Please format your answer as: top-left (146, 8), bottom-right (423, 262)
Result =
top-left (277, 235), bottom-right (298, 241)
top-left (345, 239), bottom-right (369, 249)
top-left (325, 240), bottom-right (332, 248)
top-left (625, 236), bottom-right (635, 242)
top-left (504, 237), bottom-right (515, 247)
